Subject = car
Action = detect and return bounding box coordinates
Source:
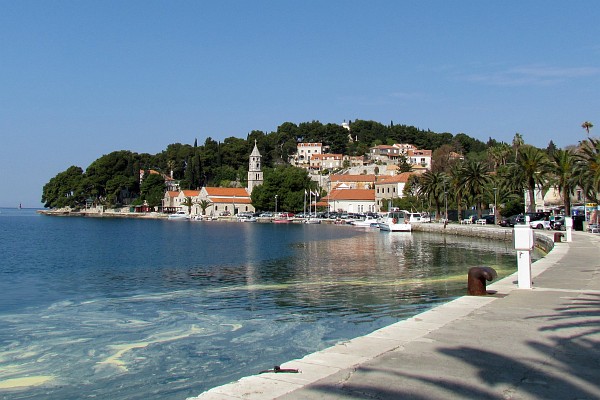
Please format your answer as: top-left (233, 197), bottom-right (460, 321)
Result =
top-left (551, 216), bottom-right (566, 230)
top-left (259, 212), bottom-right (273, 217)
top-left (499, 214), bottom-right (525, 227)
top-left (219, 211), bottom-right (231, 216)
top-left (529, 219), bottom-right (551, 230)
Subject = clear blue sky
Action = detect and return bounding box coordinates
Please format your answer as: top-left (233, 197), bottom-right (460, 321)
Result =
top-left (1, 1), bottom-right (598, 208)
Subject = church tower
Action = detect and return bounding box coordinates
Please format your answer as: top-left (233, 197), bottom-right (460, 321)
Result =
top-left (247, 140), bottom-right (263, 194)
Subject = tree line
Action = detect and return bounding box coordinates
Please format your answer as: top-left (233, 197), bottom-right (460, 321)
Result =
top-left (41, 119), bottom-right (597, 219)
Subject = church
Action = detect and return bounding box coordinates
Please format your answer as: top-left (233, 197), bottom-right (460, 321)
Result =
top-left (164, 141), bottom-right (263, 217)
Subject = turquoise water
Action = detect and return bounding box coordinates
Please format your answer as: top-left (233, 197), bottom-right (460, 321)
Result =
top-left (0, 208), bottom-right (516, 399)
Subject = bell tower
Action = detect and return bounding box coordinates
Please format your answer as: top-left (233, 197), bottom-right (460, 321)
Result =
top-left (247, 140), bottom-right (263, 194)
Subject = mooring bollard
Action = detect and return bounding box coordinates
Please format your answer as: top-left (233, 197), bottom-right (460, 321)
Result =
top-left (554, 232), bottom-right (564, 243)
top-left (467, 266), bottom-right (498, 295)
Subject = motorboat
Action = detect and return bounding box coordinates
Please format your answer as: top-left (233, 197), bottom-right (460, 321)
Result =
top-left (168, 211), bottom-right (190, 220)
top-left (402, 211), bottom-right (430, 223)
top-left (238, 215), bottom-right (257, 222)
top-left (350, 215), bottom-right (379, 227)
top-left (378, 211), bottom-right (411, 232)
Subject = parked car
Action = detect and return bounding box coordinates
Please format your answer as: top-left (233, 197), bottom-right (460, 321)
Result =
top-left (219, 211), bottom-right (231, 216)
top-left (259, 212), bottom-right (273, 217)
top-left (551, 216), bottom-right (566, 231)
top-left (499, 214), bottom-right (525, 227)
top-left (529, 218), bottom-right (551, 230)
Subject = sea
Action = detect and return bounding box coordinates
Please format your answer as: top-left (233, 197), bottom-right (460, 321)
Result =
top-left (0, 208), bottom-right (518, 399)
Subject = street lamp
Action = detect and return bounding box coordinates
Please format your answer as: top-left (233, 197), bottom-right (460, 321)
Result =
top-left (493, 187), bottom-right (498, 225)
top-left (443, 181), bottom-right (448, 221)
top-left (275, 195), bottom-right (278, 214)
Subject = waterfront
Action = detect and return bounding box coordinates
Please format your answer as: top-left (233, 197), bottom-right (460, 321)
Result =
top-left (0, 208), bottom-right (517, 399)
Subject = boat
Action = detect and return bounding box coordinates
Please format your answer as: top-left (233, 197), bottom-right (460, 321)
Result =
top-left (304, 218), bottom-right (321, 224)
top-left (378, 211), bottom-right (412, 232)
top-left (240, 216), bottom-right (257, 222)
top-left (403, 211), bottom-right (427, 223)
top-left (168, 211), bottom-right (190, 220)
top-left (350, 215), bottom-right (379, 227)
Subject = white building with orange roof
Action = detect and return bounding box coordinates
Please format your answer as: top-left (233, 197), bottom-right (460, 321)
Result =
top-left (370, 145), bottom-right (401, 162)
top-left (375, 173), bottom-right (413, 210)
top-left (162, 190), bottom-right (180, 211)
top-left (322, 188), bottom-right (376, 214)
top-left (329, 174), bottom-right (376, 190)
top-left (407, 149), bottom-right (432, 171)
top-left (310, 153), bottom-right (343, 170)
top-left (197, 187), bottom-right (254, 217)
top-left (289, 142), bottom-right (323, 168)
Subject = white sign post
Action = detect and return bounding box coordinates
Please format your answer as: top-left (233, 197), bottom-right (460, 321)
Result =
top-left (514, 224), bottom-right (534, 289)
top-left (565, 216), bottom-right (573, 242)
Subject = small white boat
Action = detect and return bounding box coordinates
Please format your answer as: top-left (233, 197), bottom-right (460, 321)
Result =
top-left (350, 215), bottom-right (379, 227)
top-left (168, 211), bottom-right (190, 220)
top-left (304, 218), bottom-right (321, 224)
top-left (239, 216), bottom-right (257, 222)
top-left (378, 211), bottom-right (411, 232)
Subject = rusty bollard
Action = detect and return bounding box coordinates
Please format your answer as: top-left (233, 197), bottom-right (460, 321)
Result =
top-left (554, 232), bottom-right (564, 243)
top-left (467, 267), bottom-right (498, 295)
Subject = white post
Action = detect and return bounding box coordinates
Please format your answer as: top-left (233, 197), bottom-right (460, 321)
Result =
top-left (565, 216), bottom-right (573, 242)
top-left (514, 224), bottom-right (534, 289)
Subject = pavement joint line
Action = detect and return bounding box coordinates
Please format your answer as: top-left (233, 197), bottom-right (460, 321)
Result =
top-left (524, 288), bottom-right (600, 294)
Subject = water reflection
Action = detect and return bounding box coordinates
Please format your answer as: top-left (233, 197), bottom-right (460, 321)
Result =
top-left (0, 217), bottom-right (517, 400)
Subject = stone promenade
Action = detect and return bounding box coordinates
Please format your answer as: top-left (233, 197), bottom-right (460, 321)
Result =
top-left (190, 231), bottom-right (600, 400)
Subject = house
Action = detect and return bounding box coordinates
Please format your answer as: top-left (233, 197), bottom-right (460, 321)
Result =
top-left (374, 173), bottom-right (413, 210)
top-left (407, 149), bottom-right (432, 171)
top-left (370, 145), bottom-right (401, 162)
top-left (329, 174), bottom-right (376, 190)
top-left (289, 143), bottom-right (323, 168)
top-left (322, 189), bottom-right (376, 214)
top-left (196, 187), bottom-right (254, 216)
top-left (310, 153), bottom-right (343, 170)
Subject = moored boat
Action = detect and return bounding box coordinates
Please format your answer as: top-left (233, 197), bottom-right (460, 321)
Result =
top-left (378, 211), bottom-right (411, 232)
top-left (168, 211), bottom-right (190, 220)
top-left (350, 215), bottom-right (379, 227)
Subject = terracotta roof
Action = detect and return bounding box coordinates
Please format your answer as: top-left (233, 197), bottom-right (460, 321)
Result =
top-left (311, 153), bottom-right (343, 160)
top-left (210, 197), bottom-right (252, 204)
top-left (330, 174), bottom-right (376, 183)
top-left (408, 149), bottom-right (432, 157)
top-left (167, 191), bottom-right (179, 198)
top-left (181, 190), bottom-right (201, 197)
top-left (376, 172), bottom-right (412, 184)
top-left (205, 187), bottom-right (250, 197)
top-left (323, 189), bottom-right (375, 201)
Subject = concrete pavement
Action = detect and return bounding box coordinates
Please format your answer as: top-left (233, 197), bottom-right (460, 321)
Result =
top-left (189, 231), bottom-right (600, 400)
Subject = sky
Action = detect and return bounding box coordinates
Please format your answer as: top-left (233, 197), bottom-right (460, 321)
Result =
top-left (1, 1), bottom-right (599, 208)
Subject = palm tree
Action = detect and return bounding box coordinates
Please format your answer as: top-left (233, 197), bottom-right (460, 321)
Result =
top-left (418, 171), bottom-right (447, 218)
top-left (512, 133), bottom-right (524, 161)
top-left (449, 161), bottom-right (466, 221)
top-left (459, 161), bottom-right (491, 218)
top-left (549, 149), bottom-right (580, 216)
top-left (181, 196), bottom-right (194, 215)
top-left (515, 146), bottom-right (551, 213)
top-left (198, 199), bottom-right (212, 216)
top-left (582, 121), bottom-right (594, 137)
top-left (577, 138), bottom-right (600, 203)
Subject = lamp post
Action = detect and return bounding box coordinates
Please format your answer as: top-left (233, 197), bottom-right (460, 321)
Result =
top-left (493, 187), bottom-right (498, 225)
top-left (443, 181), bottom-right (448, 221)
top-left (275, 195), bottom-right (278, 214)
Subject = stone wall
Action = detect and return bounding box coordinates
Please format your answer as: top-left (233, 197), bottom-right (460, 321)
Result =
top-left (411, 223), bottom-right (554, 253)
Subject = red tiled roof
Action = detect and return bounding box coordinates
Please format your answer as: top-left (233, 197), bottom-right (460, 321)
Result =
top-left (323, 189), bottom-right (375, 201)
top-left (205, 187), bottom-right (250, 197)
top-left (181, 190), bottom-right (201, 197)
top-left (330, 174), bottom-right (376, 183)
top-left (376, 172), bottom-right (412, 184)
top-left (210, 197), bottom-right (252, 204)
